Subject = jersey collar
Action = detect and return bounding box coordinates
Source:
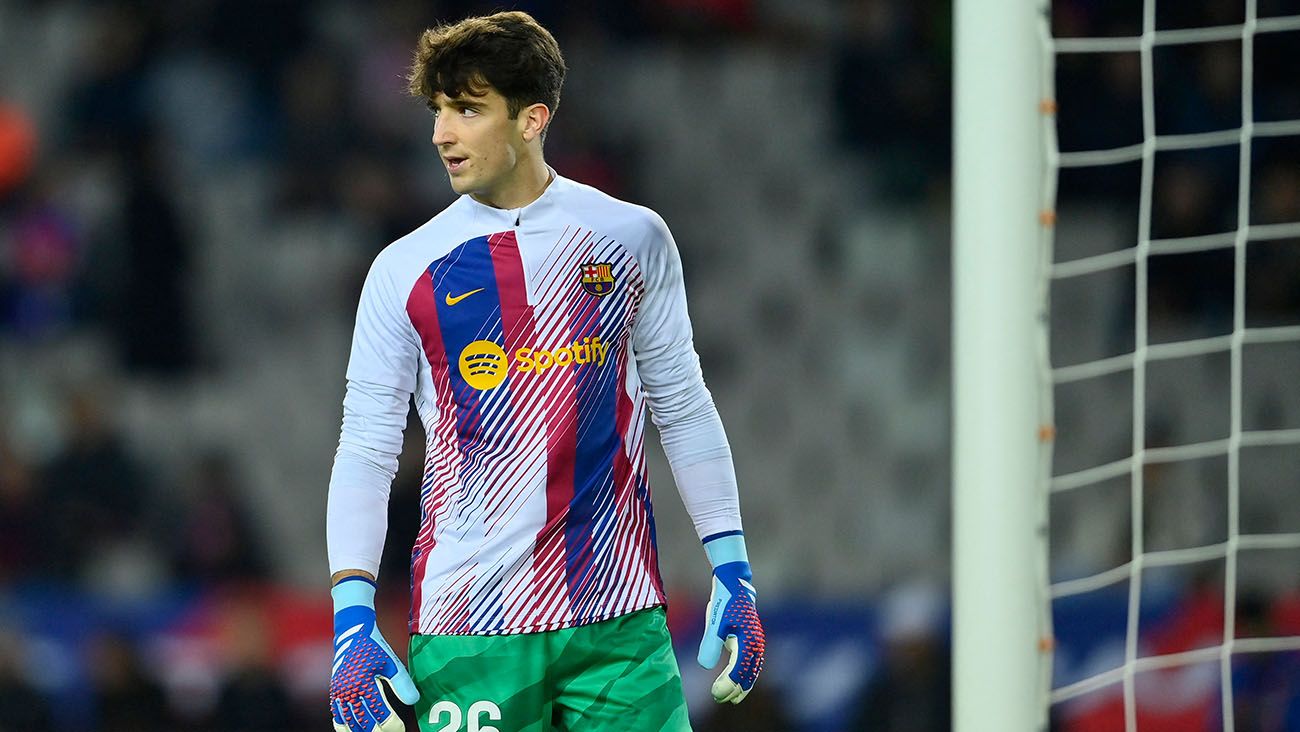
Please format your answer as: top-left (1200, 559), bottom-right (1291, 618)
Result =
top-left (463, 167), bottom-right (567, 227)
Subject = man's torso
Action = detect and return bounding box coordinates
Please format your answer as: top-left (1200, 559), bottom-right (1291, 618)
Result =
top-left (361, 177), bottom-right (669, 634)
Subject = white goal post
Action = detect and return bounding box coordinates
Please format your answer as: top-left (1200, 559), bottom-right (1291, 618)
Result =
top-left (952, 0), bottom-right (1051, 731)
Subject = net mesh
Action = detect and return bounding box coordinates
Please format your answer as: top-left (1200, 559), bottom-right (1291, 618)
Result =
top-left (1041, 2), bottom-right (1300, 729)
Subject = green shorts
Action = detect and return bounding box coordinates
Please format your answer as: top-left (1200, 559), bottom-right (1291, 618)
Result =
top-left (408, 606), bottom-right (692, 732)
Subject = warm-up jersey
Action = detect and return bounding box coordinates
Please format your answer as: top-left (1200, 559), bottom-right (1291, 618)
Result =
top-left (329, 173), bottom-right (737, 636)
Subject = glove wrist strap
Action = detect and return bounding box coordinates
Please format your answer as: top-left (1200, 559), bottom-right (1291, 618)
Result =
top-left (703, 531), bottom-right (748, 568)
top-left (331, 575), bottom-right (378, 612)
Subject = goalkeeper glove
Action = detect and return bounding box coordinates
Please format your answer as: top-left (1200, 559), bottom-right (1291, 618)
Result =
top-left (697, 531), bottom-right (766, 704)
top-left (330, 577), bottom-right (420, 732)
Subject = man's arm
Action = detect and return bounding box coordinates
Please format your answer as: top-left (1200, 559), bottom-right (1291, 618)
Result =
top-left (328, 250), bottom-right (422, 576)
top-left (630, 211), bottom-right (742, 540)
top-left (327, 378), bottom-right (411, 577)
top-left (630, 210), bottom-right (766, 704)
top-left (326, 256), bottom-right (423, 732)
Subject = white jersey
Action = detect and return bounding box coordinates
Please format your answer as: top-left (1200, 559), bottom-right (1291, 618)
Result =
top-left (328, 173), bottom-right (741, 635)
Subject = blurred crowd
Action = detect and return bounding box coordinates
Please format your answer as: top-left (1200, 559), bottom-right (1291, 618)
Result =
top-left (0, 0), bottom-right (1297, 730)
top-left (1052, 0), bottom-right (1300, 342)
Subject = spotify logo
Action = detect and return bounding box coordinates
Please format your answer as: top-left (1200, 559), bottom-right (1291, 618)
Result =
top-left (458, 340), bottom-right (508, 390)
top-left (457, 336), bottom-right (610, 391)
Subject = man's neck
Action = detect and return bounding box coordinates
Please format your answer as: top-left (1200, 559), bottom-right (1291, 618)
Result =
top-left (471, 156), bottom-right (552, 210)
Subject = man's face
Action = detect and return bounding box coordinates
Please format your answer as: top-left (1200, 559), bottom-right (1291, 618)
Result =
top-left (429, 85), bottom-right (526, 203)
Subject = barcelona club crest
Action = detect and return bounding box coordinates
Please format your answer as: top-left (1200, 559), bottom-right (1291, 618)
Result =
top-left (579, 262), bottom-right (616, 298)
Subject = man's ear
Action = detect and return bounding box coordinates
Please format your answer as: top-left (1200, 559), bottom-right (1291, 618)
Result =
top-left (520, 103), bottom-right (552, 143)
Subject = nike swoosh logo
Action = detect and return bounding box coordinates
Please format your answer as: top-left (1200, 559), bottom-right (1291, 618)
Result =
top-left (445, 288), bottom-right (485, 306)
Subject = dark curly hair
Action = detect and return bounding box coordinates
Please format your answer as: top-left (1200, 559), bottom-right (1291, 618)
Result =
top-left (407, 11), bottom-right (566, 128)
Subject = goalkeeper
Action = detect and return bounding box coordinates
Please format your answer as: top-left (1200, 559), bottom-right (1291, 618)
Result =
top-left (325, 10), bottom-right (764, 732)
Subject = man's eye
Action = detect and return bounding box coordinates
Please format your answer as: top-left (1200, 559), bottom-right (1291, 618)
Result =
top-left (462, 107), bottom-right (479, 117)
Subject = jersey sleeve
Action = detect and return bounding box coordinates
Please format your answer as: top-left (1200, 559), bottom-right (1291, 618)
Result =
top-left (344, 254), bottom-right (421, 392)
top-left (326, 379), bottom-right (410, 575)
top-left (631, 212), bottom-right (743, 541)
top-left (327, 254), bottom-right (420, 576)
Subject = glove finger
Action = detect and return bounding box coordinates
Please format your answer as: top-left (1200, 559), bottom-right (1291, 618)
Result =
top-left (332, 699), bottom-right (351, 732)
top-left (710, 674), bottom-right (735, 703)
top-left (697, 630), bottom-right (723, 669)
top-left (337, 698), bottom-right (368, 732)
top-left (374, 702), bottom-right (407, 732)
top-left (371, 629), bottom-right (420, 706)
top-left (386, 665), bottom-right (421, 705)
top-left (356, 695), bottom-right (394, 732)
top-left (356, 681), bottom-right (400, 728)
top-left (376, 715), bottom-right (406, 732)
top-left (332, 696), bottom-right (348, 728)
top-left (711, 674), bottom-right (749, 704)
top-left (377, 718), bottom-right (406, 732)
top-left (710, 636), bottom-right (739, 703)
top-left (733, 637), bottom-right (759, 686)
top-left (364, 682), bottom-right (406, 732)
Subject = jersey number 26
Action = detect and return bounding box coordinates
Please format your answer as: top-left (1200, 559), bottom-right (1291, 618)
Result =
top-left (429, 700), bottom-right (502, 732)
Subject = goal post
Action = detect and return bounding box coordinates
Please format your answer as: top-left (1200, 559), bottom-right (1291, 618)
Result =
top-left (952, 0), bottom-right (1050, 730)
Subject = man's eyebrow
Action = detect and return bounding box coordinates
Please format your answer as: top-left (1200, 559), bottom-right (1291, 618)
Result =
top-left (427, 97), bottom-right (481, 111)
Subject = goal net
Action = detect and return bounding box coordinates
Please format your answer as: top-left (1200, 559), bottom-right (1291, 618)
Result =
top-left (1042, 1), bottom-right (1300, 730)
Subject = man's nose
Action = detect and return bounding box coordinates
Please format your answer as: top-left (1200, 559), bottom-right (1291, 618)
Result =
top-left (433, 117), bottom-right (455, 146)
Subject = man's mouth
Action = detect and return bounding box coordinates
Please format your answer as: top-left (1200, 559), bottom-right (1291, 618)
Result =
top-left (444, 156), bottom-right (468, 173)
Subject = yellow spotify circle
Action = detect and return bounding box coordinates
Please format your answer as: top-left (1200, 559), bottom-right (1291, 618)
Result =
top-left (459, 340), bottom-right (508, 390)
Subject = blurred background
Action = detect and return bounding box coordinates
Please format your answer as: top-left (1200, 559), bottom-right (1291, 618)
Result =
top-left (0, 0), bottom-right (1296, 730)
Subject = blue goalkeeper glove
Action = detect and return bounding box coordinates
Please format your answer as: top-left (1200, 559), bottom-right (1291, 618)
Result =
top-left (697, 531), bottom-right (766, 704)
top-left (330, 577), bottom-right (420, 732)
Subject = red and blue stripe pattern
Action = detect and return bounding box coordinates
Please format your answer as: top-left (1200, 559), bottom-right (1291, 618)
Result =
top-left (403, 228), bottom-right (664, 635)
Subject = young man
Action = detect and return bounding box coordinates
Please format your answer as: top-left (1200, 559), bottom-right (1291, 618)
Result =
top-left (326, 11), bottom-right (764, 732)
